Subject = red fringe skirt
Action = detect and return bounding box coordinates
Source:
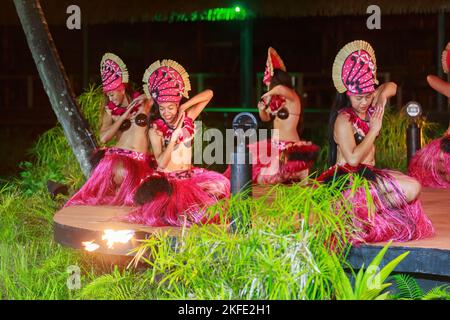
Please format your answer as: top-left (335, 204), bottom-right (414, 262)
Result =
top-left (123, 167), bottom-right (230, 227)
top-left (408, 134), bottom-right (450, 188)
top-left (224, 139), bottom-right (319, 184)
top-left (65, 147), bottom-right (156, 207)
top-left (318, 164), bottom-right (434, 244)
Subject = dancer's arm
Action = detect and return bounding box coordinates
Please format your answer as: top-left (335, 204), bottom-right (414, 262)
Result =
top-left (335, 105), bottom-right (385, 166)
top-left (372, 82), bottom-right (397, 109)
top-left (257, 98), bottom-right (272, 122)
top-left (427, 75), bottom-right (450, 98)
top-left (261, 85), bottom-right (299, 104)
top-left (179, 89), bottom-right (213, 121)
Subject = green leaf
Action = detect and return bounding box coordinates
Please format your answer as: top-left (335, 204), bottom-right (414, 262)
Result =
top-left (422, 285), bottom-right (450, 300)
top-left (378, 252), bottom-right (409, 285)
top-left (392, 274), bottom-right (423, 300)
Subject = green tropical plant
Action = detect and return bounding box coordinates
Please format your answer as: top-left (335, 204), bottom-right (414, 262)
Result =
top-left (323, 242), bottom-right (409, 300)
top-left (390, 274), bottom-right (450, 300)
top-left (77, 266), bottom-right (153, 300)
top-left (375, 106), bottom-right (442, 171)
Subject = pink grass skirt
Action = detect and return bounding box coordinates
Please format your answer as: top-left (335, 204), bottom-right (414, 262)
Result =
top-left (318, 164), bottom-right (434, 244)
top-left (224, 139), bottom-right (319, 184)
top-left (65, 147), bottom-right (156, 207)
top-left (408, 134), bottom-right (450, 188)
top-left (123, 167), bottom-right (230, 227)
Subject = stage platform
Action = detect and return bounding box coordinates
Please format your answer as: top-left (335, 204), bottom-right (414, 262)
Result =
top-left (346, 188), bottom-right (449, 280)
top-left (54, 187), bottom-right (449, 280)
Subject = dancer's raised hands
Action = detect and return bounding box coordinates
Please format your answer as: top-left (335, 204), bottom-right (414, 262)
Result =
top-left (369, 104), bottom-right (385, 135)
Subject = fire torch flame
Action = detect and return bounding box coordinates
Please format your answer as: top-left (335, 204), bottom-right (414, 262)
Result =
top-left (82, 240), bottom-right (100, 252)
top-left (102, 229), bottom-right (135, 249)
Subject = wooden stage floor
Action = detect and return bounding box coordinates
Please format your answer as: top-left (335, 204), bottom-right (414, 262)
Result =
top-left (369, 187), bottom-right (450, 251)
top-left (54, 187), bottom-right (449, 254)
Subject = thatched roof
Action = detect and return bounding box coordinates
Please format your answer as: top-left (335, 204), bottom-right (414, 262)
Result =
top-left (3, 0), bottom-right (450, 25)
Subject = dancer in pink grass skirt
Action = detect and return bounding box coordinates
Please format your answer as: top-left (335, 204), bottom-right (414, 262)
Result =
top-left (225, 47), bottom-right (319, 184)
top-left (408, 42), bottom-right (450, 188)
top-left (122, 59), bottom-right (230, 227)
top-left (318, 40), bottom-right (434, 244)
top-left (66, 53), bottom-right (156, 207)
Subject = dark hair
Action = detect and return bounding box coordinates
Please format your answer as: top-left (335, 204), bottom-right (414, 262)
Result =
top-left (149, 101), bottom-right (162, 122)
top-left (269, 69), bottom-right (293, 90)
top-left (328, 92), bottom-right (351, 166)
top-left (269, 69), bottom-right (305, 136)
top-left (101, 83), bottom-right (134, 118)
top-left (146, 101), bottom-right (162, 131)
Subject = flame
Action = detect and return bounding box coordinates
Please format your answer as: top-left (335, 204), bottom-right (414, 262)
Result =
top-left (82, 240), bottom-right (100, 252)
top-left (102, 229), bottom-right (135, 249)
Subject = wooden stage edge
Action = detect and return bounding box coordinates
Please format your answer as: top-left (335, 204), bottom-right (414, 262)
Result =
top-left (53, 187), bottom-right (450, 278)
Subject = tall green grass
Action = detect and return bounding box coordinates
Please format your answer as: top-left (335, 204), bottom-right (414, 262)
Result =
top-left (124, 179), bottom-right (380, 300)
top-left (16, 85), bottom-right (104, 195)
top-left (375, 107), bottom-right (442, 171)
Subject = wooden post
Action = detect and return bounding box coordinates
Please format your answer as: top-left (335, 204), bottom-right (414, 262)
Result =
top-left (240, 19), bottom-right (253, 108)
top-left (14, 0), bottom-right (96, 177)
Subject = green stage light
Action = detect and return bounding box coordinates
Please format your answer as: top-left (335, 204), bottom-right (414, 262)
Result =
top-left (153, 6), bottom-right (253, 22)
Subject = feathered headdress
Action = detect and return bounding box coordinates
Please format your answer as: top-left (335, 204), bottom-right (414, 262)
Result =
top-left (142, 59), bottom-right (191, 104)
top-left (263, 47), bottom-right (286, 88)
top-left (100, 53), bottom-right (129, 93)
top-left (332, 40), bottom-right (378, 95)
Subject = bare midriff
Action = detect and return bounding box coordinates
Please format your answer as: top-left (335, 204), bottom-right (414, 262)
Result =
top-left (160, 138), bottom-right (193, 172)
top-left (273, 100), bottom-right (301, 142)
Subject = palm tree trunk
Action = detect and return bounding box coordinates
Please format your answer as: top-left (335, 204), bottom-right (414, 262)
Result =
top-left (13, 0), bottom-right (96, 177)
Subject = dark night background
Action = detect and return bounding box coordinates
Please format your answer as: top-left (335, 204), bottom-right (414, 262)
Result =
top-left (1, 0), bottom-right (450, 178)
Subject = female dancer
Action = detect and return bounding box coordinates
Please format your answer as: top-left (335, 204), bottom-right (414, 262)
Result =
top-left (123, 59), bottom-right (230, 227)
top-left (319, 40), bottom-right (434, 244)
top-left (226, 47), bottom-right (319, 184)
top-left (66, 53), bottom-right (156, 207)
top-left (408, 43), bottom-right (450, 188)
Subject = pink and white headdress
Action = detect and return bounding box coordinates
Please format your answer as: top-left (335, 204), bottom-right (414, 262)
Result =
top-left (332, 40), bottom-right (378, 96)
top-left (263, 47), bottom-right (286, 88)
top-left (142, 59), bottom-right (191, 104)
top-left (100, 53), bottom-right (129, 93)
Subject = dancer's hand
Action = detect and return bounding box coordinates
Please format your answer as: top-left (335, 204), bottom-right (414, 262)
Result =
top-left (371, 89), bottom-right (387, 110)
top-left (127, 96), bottom-right (145, 112)
top-left (261, 92), bottom-right (272, 102)
top-left (371, 82), bottom-right (397, 110)
top-left (369, 104), bottom-right (385, 135)
top-left (174, 111), bottom-right (185, 128)
top-left (119, 103), bottom-right (135, 120)
top-left (258, 99), bottom-right (267, 111)
top-left (170, 113), bottom-right (185, 143)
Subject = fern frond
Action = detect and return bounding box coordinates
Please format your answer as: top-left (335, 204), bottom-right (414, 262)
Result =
top-left (422, 285), bottom-right (450, 300)
top-left (391, 274), bottom-right (423, 300)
